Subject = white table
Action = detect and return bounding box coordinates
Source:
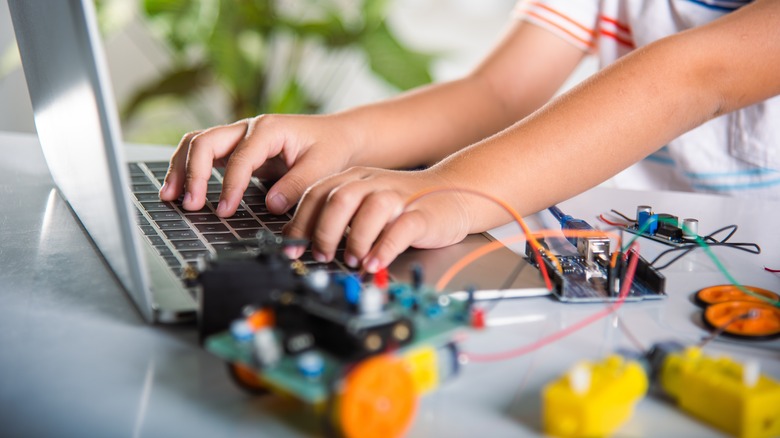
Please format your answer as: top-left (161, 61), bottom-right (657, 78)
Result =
top-left (1, 130), bottom-right (778, 437)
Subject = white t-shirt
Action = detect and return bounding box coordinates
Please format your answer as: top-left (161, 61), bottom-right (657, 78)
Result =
top-left (515, 0), bottom-right (780, 199)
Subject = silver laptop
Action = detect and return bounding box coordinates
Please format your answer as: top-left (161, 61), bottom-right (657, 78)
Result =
top-left (8, 0), bottom-right (547, 324)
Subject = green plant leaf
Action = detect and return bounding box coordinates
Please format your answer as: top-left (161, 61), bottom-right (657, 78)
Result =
top-left (360, 22), bottom-right (432, 90)
top-left (121, 65), bottom-right (211, 122)
top-left (268, 78), bottom-right (319, 115)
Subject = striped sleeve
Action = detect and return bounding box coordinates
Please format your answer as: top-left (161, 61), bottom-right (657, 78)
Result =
top-left (513, 0), bottom-right (600, 53)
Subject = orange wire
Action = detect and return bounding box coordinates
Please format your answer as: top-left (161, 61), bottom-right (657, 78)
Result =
top-left (436, 228), bottom-right (625, 292)
top-left (397, 186), bottom-right (563, 290)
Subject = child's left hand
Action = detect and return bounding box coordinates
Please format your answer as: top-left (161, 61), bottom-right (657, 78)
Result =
top-left (283, 166), bottom-right (473, 272)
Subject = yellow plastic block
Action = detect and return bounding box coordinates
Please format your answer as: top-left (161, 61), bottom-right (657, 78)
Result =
top-left (401, 346), bottom-right (439, 396)
top-left (660, 347), bottom-right (780, 438)
top-left (543, 355), bottom-right (648, 437)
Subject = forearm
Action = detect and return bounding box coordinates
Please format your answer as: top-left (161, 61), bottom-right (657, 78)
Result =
top-left (334, 22), bottom-right (585, 169)
top-left (432, 0), bottom-right (780, 231)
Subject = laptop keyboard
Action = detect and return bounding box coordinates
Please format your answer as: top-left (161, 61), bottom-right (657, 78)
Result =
top-left (128, 161), bottom-right (347, 275)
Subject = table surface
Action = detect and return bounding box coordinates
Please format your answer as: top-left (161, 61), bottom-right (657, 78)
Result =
top-left (1, 130), bottom-right (779, 438)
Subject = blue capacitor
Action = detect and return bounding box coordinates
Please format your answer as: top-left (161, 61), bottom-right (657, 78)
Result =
top-left (230, 319), bottom-right (254, 342)
top-left (637, 210), bottom-right (658, 235)
top-left (341, 274), bottom-right (361, 305)
top-left (297, 352), bottom-right (325, 380)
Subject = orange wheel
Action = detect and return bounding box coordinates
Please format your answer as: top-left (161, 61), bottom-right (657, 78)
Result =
top-left (695, 284), bottom-right (779, 307)
top-left (703, 301), bottom-right (780, 340)
top-left (336, 355), bottom-right (417, 438)
top-left (227, 363), bottom-right (270, 395)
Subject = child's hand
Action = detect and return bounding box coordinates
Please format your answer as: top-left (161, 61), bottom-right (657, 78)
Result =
top-left (159, 114), bottom-right (359, 216)
top-left (284, 167), bottom-right (473, 272)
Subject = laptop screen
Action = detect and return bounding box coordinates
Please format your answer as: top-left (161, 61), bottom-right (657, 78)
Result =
top-left (9, 0), bottom-right (155, 321)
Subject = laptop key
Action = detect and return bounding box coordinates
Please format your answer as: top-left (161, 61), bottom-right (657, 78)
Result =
top-left (195, 223), bottom-right (229, 233)
top-left (203, 233), bottom-right (238, 244)
top-left (185, 213), bottom-right (222, 223)
top-left (163, 230), bottom-right (197, 240)
top-left (155, 220), bottom-right (189, 230)
top-left (179, 249), bottom-right (211, 260)
top-left (141, 201), bottom-right (175, 212)
top-left (150, 211), bottom-right (183, 221)
top-left (264, 222), bottom-right (285, 233)
top-left (229, 210), bottom-right (253, 219)
top-left (147, 235), bottom-right (165, 246)
top-left (226, 219), bottom-right (261, 229)
top-left (172, 240), bottom-right (207, 250)
top-left (211, 243), bottom-right (249, 253)
top-left (132, 183), bottom-right (158, 193)
top-left (235, 228), bottom-right (262, 239)
top-left (134, 192), bottom-right (162, 202)
top-left (255, 213), bottom-right (290, 222)
top-left (139, 225), bottom-right (157, 236)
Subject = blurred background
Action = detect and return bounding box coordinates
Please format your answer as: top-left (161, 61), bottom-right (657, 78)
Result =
top-left (0, 0), bottom-right (595, 147)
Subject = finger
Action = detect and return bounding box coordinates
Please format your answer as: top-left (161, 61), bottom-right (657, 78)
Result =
top-left (362, 210), bottom-right (426, 273)
top-left (183, 123), bottom-right (249, 211)
top-left (310, 181), bottom-right (374, 261)
top-left (160, 131), bottom-right (200, 201)
top-left (283, 170), bottom-right (365, 253)
top-left (344, 190), bottom-right (404, 268)
top-left (265, 156), bottom-right (331, 215)
top-left (216, 118), bottom-right (289, 217)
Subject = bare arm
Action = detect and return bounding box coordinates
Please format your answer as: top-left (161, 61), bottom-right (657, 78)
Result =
top-left (434, 0), bottom-right (780, 232)
top-left (287, 0), bottom-right (780, 270)
top-left (160, 21), bottom-right (584, 215)
top-left (343, 21), bottom-right (586, 168)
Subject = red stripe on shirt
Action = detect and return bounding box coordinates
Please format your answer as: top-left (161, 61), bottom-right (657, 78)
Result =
top-left (526, 10), bottom-right (594, 48)
top-left (599, 28), bottom-right (635, 48)
top-left (530, 2), bottom-right (595, 36)
top-left (600, 15), bottom-right (631, 33)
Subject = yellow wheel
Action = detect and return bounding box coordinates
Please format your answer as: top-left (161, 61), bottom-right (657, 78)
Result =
top-left (226, 362), bottom-right (270, 395)
top-left (336, 355), bottom-right (417, 438)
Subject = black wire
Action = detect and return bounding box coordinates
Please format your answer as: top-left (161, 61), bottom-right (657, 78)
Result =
top-left (611, 209), bottom-right (636, 222)
top-left (650, 224), bottom-right (761, 270)
top-left (652, 242), bottom-right (761, 270)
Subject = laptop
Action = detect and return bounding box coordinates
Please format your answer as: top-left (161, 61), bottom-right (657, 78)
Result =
top-left (8, 0), bottom-right (547, 324)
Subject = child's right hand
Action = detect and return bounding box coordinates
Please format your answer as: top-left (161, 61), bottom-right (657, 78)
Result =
top-left (158, 114), bottom-right (361, 217)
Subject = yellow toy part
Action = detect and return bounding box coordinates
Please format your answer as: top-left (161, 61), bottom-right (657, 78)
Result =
top-left (401, 346), bottom-right (440, 396)
top-left (543, 355), bottom-right (648, 437)
top-left (659, 347), bottom-right (780, 438)
top-left (336, 354), bottom-right (418, 438)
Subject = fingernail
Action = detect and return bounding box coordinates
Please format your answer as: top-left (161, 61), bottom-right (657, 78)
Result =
top-left (183, 191), bottom-right (192, 205)
top-left (159, 182), bottom-right (168, 195)
top-left (364, 258), bottom-right (380, 273)
top-left (313, 251), bottom-right (327, 263)
top-left (215, 201), bottom-right (229, 216)
top-left (268, 193), bottom-right (288, 213)
top-left (345, 255), bottom-right (358, 268)
top-left (283, 247), bottom-right (299, 260)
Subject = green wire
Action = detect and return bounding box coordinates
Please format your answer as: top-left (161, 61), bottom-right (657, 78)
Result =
top-left (621, 216), bottom-right (779, 307)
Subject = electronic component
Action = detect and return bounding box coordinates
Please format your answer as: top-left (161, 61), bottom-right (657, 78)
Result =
top-left (623, 205), bottom-right (700, 246)
top-left (198, 233), bottom-right (476, 438)
top-left (525, 238), bottom-right (666, 302)
top-left (542, 355), bottom-right (648, 437)
top-left (649, 342), bottom-right (780, 438)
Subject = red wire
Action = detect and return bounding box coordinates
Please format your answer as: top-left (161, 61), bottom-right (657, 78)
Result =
top-left (598, 214), bottom-right (627, 227)
top-left (765, 266), bottom-right (780, 273)
top-left (464, 245), bottom-right (640, 363)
